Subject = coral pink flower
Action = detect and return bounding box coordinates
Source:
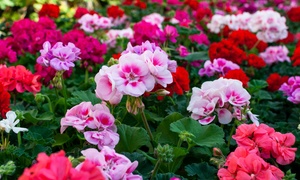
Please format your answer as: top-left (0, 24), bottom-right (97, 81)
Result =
top-left (271, 132), bottom-right (297, 165)
top-left (113, 53), bottom-right (155, 97)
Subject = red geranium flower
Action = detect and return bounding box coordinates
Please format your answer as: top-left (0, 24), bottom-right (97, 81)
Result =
top-left (134, 0), bottom-right (147, 9)
top-left (266, 73), bottom-right (289, 92)
top-left (223, 69), bottom-right (250, 87)
top-left (0, 82), bottom-right (10, 119)
top-left (38, 4), bottom-right (60, 18)
top-left (184, 0), bottom-right (199, 10)
top-left (291, 46), bottom-right (300, 66)
top-left (287, 6), bottom-right (300, 22)
top-left (107, 5), bottom-right (125, 19)
top-left (209, 39), bottom-right (247, 65)
top-left (247, 54), bottom-right (266, 69)
top-left (277, 31), bottom-right (295, 44)
top-left (228, 30), bottom-right (267, 52)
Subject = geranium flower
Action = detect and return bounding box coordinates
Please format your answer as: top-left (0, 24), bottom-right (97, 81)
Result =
top-left (223, 69), bottom-right (250, 88)
top-left (107, 5), bottom-right (124, 19)
top-left (38, 4), bottom-right (60, 18)
top-left (0, 82), bottom-right (10, 119)
top-left (266, 73), bottom-right (289, 92)
top-left (0, 111), bottom-right (28, 134)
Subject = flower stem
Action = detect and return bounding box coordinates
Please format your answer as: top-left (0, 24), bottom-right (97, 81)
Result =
top-left (44, 95), bottom-right (53, 113)
top-left (85, 68), bottom-right (89, 84)
top-left (61, 76), bottom-right (68, 113)
top-left (249, 40), bottom-right (261, 52)
top-left (150, 159), bottom-right (161, 180)
top-left (227, 124), bottom-right (236, 147)
top-left (140, 109), bottom-right (154, 143)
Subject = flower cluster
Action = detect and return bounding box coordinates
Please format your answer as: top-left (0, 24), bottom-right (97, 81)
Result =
top-left (199, 58), bottom-right (240, 77)
top-left (0, 83), bottom-right (10, 118)
top-left (287, 6), bottom-right (300, 22)
top-left (0, 65), bottom-right (41, 94)
top-left (78, 14), bottom-right (112, 33)
top-left (37, 41), bottom-right (81, 71)
top-left (38, 4), bottom-right (60, 18)
top-left (279, 76), bottom-right (300, 104)
top-left (95, 41), bottom-right (176, 103)
top-left (223, 69), bottom-right (250, 87)
top-left (291, 45), bottom-right (300, 66)
top-left (63, 30), bottom-right (107, 69)
top-left (105, 28), bottom-right (134, 48)
top-left (209, 39), bottom-right (247, 65)
top-left (80, 147), bottom-right (142, 180)
top-left (218, 147), bottom-right (284, 180)
top-left (266, 73), bottom-right (289, 92)
top-left (9, 17), bottom-right (62, 55)
top-left (259, 45), bottom-right (290, 65)
top-left (0, 40), bottom-right (17, 64)
top-left (0, 111), bottom-right (28, 134)
top-left (207, 10), bottom-right (288, 43)
top-left (61, 102), bottom-right (119, 149)
top-left (232, 123), bottom-right (297, 165)
top-left (19, 150), bottom-right (106, 180)
top-left (187, 77), bottom-right (258, 125)
top-left (246, 54), bottom-right (266, 69)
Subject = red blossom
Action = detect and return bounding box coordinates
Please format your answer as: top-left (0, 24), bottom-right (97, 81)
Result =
top-left (38, 4), bottom-right (60, 18)
top-left (247, 54), bottom-right (266, 69)
top-left (291, 46), bottom-right (300, 66)
top-left (184, 0), bottom-right (199, 10)
top-left (287, 6), bottom-right (300, 22)
top-left (266, 73), bottom-right (289, 92)
top-left (0, 82), bottom-right (10, 119)
top-left (134, 0), bottom-right (147, 9)
top-left (107, 5), bottom-right (124, 19)
top-left (223, 69), bottom-right (249, 87)
top-left (209, 39), bottom-right (247, 65)
top-left (228, 30), bottom-right (267, 52)
top-left (277, 31), bottom-right (295, 44)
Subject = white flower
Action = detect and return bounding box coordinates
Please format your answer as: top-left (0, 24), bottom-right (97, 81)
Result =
top-left (0, 111), bottom-right (28, 133)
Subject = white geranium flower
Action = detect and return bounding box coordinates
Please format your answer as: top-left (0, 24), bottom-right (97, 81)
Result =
top-left (0, 111), bottom-right (28, 133)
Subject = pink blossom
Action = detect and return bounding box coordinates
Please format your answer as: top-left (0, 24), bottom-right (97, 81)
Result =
top-left (132, 20), bottom-right (163, 45)
top-left (78, 14), bottom-right (99, 33)
top-left (177, 45), bottom-right (189, 57)
top-left (113, 53), bottom-right (155, 97)
top-left (142, 13), bottom-right (164, 29)
top-left (142, 50), bottom-right (173, 87)
top-left (37, 41), bottom-right (81, 71)
top-left (0, 39), bottom-right (17, 63)
top-left (189, 34), bottom-right (210, 46)
top-left (105, 28), bottom-right (133, 48)
top-left (259, 46), bottom-right (290, 65)
top-left (172, 10), bottom-right (192, 27)
top-left (95, 65), bottom-right (123, 104)
top-left (199, 58), bottom-right (240, 77)
top-left (80, 147), bottom-right (142, 180)
top-left (279, 76), bottom-right (300, 104)
top-left (162, 25), bottom-right (179, 43)
top-left (84, 130), bottom-right (119, 149)
top-left (60, 102), bottom-right (96, 133)
top-left (187, 78), bottom-right (255, 125)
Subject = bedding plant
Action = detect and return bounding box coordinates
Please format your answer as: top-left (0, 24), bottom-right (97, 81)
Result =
top-left (0, 0), bottom-right (299, 179)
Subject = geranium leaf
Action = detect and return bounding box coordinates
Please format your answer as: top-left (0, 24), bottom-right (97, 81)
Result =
top-left (170, 118), bottom-right (224, 147)
top-left (115, 124), bottom-right (150, 153)
top-left (155, 112), bottom-right (184, 145)
top-left (67, 90), bottom-right (101, 106)
top-left (185, 162), bottom-right (217, 179)
top-left (247, 79), bottom-right (268, 93)
top-left (52, 134), bottom-right (70, 147)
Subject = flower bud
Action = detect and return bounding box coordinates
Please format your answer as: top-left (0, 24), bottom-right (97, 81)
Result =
top-left (35, 93), bottom-right (45, 103)
top-left (126, 96), bottom-right (144, 115)
top-left (213, 147), bottom-right (223, 157)
top-left (155, 89), bottom-right (170, 96)
top-left (156, 144), bottom-right (174, 163)
top-left (179, 131), bottom-right (195, 144)
top-left (107, 57), bottom-right (119, 66)
top-left (0, 161), bottom-right (16, 176)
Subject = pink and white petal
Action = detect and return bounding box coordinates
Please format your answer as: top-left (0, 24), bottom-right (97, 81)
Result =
top-left (198, 116), bottom-right (216, 125)
top-left (216, 108), bottom-right (233, 124)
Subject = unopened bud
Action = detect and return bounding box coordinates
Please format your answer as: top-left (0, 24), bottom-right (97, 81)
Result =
top-left (213, 147), bottom-right (223, 157)
top-left (179, 131), bottom-right (195, 144)
top-left (156, 144), bottom-right (174, 163)
top-left (35, 93), bottom-right (45, 103)
top-left (155, 89), bottom-right (170, 96)
top-left (0, 161), bottom-right (16, 176)
top-left (107, 57), bottom-right (119, 66)
top-left (126, 96), bottom-right (144, 115)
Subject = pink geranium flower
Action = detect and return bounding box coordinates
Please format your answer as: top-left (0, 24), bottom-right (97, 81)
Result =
top-left (112, 53), bottom-right (155, 97)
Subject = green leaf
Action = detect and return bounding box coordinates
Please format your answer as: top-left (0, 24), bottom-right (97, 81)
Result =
top-left (167, 147), bottom-right (188, 173)
top-left (253, 90), bottom-right (272, 100)
top-left (52, 134), bottom-right (70, 147)
top-left (115, 124), bottom-right (150, 153)
top-left (185, 162), bottom-right (218, 180)
top-left (22, 110), bottom-right (53, 125)
top-left (247, 79), bottom-right (268, 93)
top-left (67, 90), bottom-right (101, 106)
top-left (155, 112), bottom-right (184, 145)
top-left (175, 52), bottom-right (209, 62)
top-left (170, 118), bottom-right (224, 147)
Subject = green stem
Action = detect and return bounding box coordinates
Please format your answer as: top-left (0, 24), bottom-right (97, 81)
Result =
top-left (44, 95), bottom-right (53, 113)
top-left (227, 124), bottom-right (236, 147)
top-left (150, 159), bottom-right (161, 180)
top-left (168, 96), bottom-right (176, 106)
top-left (249, 40), bottom-right (261, 52)
top-left (1, 131), bottom-right (4, 147)
top-left (61, 76), bottom-right (68, 113)
top-left (85, 68), bottom-right (89, 84)
top-left (140, 109), bottom-right (154, 143)
top-left (177, 138), bottom-right (182, 148)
